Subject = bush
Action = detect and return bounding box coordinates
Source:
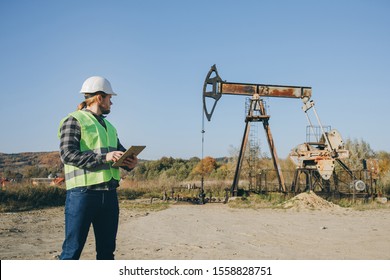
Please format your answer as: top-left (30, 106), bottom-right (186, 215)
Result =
top-left (0, 185), bottom-right (66, 212)
top-left (117, 188), bottom-right (146, 200)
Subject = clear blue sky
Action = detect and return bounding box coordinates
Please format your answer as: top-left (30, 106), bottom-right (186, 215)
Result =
top-left (1, 0), bottom-right (389, 160)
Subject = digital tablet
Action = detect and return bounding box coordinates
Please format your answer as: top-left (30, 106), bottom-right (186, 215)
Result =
top-left (112, 145), bottom-right (146, 167)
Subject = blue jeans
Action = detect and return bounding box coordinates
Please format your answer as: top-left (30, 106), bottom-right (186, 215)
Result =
top-left (59, 188), bottom-right (119, 260)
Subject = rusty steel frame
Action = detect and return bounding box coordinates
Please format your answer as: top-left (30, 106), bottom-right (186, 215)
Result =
top-left (203, 65), bottom-right (311, 195)
top-left (232, 96), bottom-right (286, 195)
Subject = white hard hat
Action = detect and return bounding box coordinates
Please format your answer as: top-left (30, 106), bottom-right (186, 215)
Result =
top-left (80, 76), bottom-right (117, 95)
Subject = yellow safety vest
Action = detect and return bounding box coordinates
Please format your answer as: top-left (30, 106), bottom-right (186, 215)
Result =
top-left (58, 110), bottom-right (120, 190)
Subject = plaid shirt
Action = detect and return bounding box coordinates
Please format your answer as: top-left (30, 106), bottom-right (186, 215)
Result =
top-left (59, 109), bottom-right (129, 172)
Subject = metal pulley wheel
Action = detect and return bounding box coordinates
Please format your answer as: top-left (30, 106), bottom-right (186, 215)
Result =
top-left (350, 180), bottom-right (366, 191)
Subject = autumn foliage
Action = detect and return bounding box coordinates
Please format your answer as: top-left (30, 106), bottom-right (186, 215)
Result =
top-left (191, 156), bottom-right (217, 177)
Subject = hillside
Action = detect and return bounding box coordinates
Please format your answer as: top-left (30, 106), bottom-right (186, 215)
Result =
top-left (0, 151), bottom-right (62, 175)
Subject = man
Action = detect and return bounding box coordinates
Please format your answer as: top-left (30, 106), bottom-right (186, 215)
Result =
top-left (58, 76), bottom-right (137, 260)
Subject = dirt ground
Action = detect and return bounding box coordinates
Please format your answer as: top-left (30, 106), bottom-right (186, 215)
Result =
top-left (1, 193), bottom-right (390, 260)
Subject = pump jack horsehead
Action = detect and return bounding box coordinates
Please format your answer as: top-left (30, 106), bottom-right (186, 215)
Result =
top-left (203, 65), bottom-right (312, 195)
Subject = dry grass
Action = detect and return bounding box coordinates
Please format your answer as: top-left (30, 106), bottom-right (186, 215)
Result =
top-left (334, 197), bottom-right (390, 210)
top-left (228, 192), bottom-right (287, 209)
top-left (119, 198), bottom-right (171, 212)
top-left (1, 179), bottom-right (388, 213)
top-left (228, 191), bottom-right (389, 211)
top-left (0, 184), bottom-right (66, 212)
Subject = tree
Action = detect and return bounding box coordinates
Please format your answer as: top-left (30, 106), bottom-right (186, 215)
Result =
top-left (23, 165), bottom-right (49, 178)
top-left (377, 151), bottom-right (390, 194)
top-left (377, 151), bottom-right (390, 174)
top-left (211, 164), bottom-right (231, 180)
top-left (191, 156), bottom-right (217, 178)
top-left (343, 138), bottom-right (375, 170)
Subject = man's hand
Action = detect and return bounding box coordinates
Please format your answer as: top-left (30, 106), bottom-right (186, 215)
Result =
top-left (106, 151), bottom-right (138, 169)
top-left (122, 155), bottom-right (138, 169)
top-left (106, 151), bottom-right (124, 163)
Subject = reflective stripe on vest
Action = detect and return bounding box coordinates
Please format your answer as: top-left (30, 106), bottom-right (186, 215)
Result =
top-left (59, 110), bottom-right (120, 189)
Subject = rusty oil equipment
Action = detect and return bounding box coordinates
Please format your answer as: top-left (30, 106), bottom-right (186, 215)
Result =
top-left (202, 65), bottom-right (368, 197)
top-left (289, 100), bottom-right (366, 193)
top-left (203, 65), bottom-right (312, 195)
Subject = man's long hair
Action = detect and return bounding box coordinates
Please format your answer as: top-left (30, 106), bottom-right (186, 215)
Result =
top-left (77, 92), bottom-right (106, 110)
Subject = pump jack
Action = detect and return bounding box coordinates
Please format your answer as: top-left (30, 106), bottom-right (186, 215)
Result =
top-left (203, 65), bottom-right (312, 195)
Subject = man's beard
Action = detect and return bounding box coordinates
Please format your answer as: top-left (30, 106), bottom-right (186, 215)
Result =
top-left (99, 105), bottom-right (111, 115)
